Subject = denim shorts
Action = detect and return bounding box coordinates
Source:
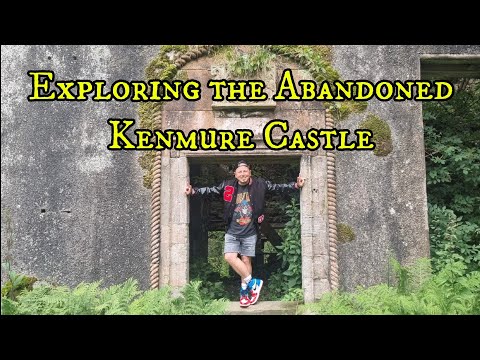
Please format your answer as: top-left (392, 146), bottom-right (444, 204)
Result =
top-left (224, 233), bottom-right (257, 257)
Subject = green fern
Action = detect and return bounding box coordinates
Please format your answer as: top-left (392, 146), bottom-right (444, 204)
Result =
top-left (66, 282), bottom-right (102, 315)
top-left (1, 297), bottom-right (18, 315)
top-left (97, 278), bottom-right (141, 315)
top-left (128, 286), bottom-right (180, 315)
top-left (8, 278), bottom-right (228, 315)
top-left (301, 259), bottom-right (479, 315)
top-left (180, 280), bottom-right (228, 315)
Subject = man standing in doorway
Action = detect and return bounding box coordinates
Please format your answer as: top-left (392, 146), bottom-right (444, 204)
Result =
top-left (185, 160), bottom-right (305, 308)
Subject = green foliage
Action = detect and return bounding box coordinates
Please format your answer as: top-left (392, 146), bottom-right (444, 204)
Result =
top-left (129, 280), bottom-right (227, 315)
top-left (267, 45), bottom-right (338, 83)
top-left (300, 80), bottom-right (480, 315)
top-left (301, 258), bottom-right (480, 315)
top-left (389, 257), bottom-right (433, 295)
top-left (138, 45), bottom-right (188, 189)
top-left (179, 280), bottom-right (228, 315)
top-left (138, 45), bottom-right (365, 187)
top-left (190, 259), bottom-right (231, 301)
top-left (96, 278), bottom-right (141, 315)
top-left (1, 262), bottom-right (37, 300)
top-left (423, 80), bottom-right (480, 225)
top-left (226, 47), bottom-right (275, 78)
top-left (428, 204), bottom-right (480, 273)
top-left (128, 286), bottom-right (183, 315)
top-left (424, 79), bottom-right (480, 274)
top-left (267, 197), bottom-right (302, 300)
top-left (189, 229), bottom-right (236, 301)
top-left (1, 278), bottom-right (228, 315)
top-left (207, 231), bottom-right (230, 278)
top-left (281, 288), bottom-right (304, 302)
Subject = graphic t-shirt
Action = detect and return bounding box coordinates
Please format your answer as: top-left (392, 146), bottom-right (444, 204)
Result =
top-left (227, 185), bottom-right (256, 238)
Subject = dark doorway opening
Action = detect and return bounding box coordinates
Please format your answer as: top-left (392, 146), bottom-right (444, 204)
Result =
top-left (188, 156), bottom-right (301, 301)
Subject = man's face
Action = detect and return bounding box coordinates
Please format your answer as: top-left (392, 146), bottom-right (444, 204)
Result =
top-left (235, 165), bottom-right (251, 185)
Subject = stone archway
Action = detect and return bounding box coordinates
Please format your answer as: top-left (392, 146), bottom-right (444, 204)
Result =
top-left (146, 46), bottom-right (339, 302)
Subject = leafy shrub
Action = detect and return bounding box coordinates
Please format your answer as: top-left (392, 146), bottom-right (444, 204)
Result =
top-left (423, 80), bottom-right (480, 274)
top-left (267, 197), bottom-right (302, 300)
top-left (429, 204), bottom-right (480, 273)
top-left (1, 262), bottom-right (37, 300)
top-left (189, 260), bottom-right (231, 300)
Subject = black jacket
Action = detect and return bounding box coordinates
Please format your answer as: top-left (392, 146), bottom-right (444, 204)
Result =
top-left (192, 177), bottom-right (298, 229)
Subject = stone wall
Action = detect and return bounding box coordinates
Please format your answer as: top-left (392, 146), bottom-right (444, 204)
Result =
top-left (1, 45), bottom-right (158, 288)
top-left (2, 45), bottom-right (479, 293)
top-left (332, 45), bottom-right (479, 290)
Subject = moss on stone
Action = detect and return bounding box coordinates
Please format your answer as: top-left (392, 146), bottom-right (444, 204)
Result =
top-left (138, 46), bottom-right (190, 189)
top-left (175, 70), bottom-right (189, 81)
top-left (359, 114), bottom-right (393, 157)
top-left (137, 150), bottom-right (156, 189)
top-left (337, 223), bottom-right (356, 243)
top-left (334, 101), bottom-right (368, 122)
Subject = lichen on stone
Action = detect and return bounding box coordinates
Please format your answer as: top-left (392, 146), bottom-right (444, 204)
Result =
top-left (337, 223), bottom-right (356, 243)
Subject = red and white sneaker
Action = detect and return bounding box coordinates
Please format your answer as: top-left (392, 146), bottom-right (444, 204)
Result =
top-left (239, 288), bottom-right (251, 308)
top-left (248, 278), bottom-right (263, 305)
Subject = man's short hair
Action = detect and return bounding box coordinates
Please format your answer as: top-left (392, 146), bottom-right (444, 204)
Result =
top-left (235, 160), bottom-right (250, 170)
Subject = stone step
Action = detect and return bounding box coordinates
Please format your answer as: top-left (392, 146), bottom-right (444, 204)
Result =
top-left (225, 301), bottom-right (299, 315)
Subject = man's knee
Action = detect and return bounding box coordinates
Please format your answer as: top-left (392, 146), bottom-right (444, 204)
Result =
top-left (241, 255), bottom-right (251, 265)
top-left (224, 252), bottom-right (238, 264)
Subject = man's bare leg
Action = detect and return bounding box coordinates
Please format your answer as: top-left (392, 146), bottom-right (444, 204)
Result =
top-left (241, 255), bottom-right (252, 279)
top-left (224, 253), bottom-right (250, 279)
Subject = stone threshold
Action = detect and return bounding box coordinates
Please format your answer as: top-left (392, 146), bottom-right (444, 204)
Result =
top-left (225, 301), bottom-right (300, 315)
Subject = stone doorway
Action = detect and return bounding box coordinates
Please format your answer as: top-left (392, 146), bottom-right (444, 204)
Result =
top-left (146, 45), bottom-right (339, 302)
top-left (155, 150), bottom-right (333, 302)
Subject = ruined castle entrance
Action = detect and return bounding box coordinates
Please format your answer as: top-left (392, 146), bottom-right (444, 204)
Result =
top-left (149, 46), bottom-right (337, 302)
top-left (156, 149), bottom-right (332, 302)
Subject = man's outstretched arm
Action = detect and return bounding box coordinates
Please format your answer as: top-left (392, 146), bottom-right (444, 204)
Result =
top-left (185, 181), bottom-right (226, 197)
top-left (265, 175), bottom-right (305, 192)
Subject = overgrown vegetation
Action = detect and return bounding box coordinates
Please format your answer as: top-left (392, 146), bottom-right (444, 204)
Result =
top-left (1, 208), bottom-right (37, 301)
top-left (190, 240), bottom-right (232, 301)
top-left (4, 59), bottom-right (478, 315)
top-left (1, 262), bottom-right (37, 301)
top-left (1, 279), bottom-right (228, 315)
top-left (225, 47), bottom-right (275, 77)
top-left (267, 198), bottom-right (303, 301)
top-left (301, 258), bottom-right (480, 315)
top-left (424, 79), bottom-right (480, 273)
top-left (300, 78), bottom-right (480, 315)
top-left (189, 195), bottom-right (304, 302)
